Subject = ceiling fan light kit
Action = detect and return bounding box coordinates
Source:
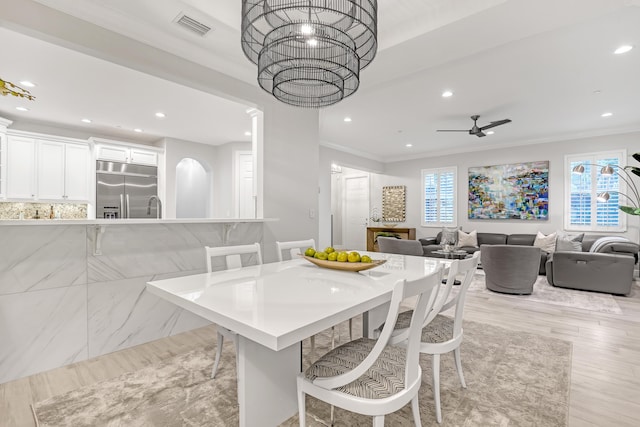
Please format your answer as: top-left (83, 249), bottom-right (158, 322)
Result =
top-left (241, 0), bottom-right (378, 108)
top-left (437, 114), bottom-right (512, 137)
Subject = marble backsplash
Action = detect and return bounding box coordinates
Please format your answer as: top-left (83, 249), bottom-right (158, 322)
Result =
top-left (0, 202), bottom-right (87, 220)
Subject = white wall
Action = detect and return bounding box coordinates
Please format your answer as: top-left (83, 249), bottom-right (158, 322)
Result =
top-left (261, 103), bottom-right (319, 262)
top-left (381, 131), bottom-right (640, 241)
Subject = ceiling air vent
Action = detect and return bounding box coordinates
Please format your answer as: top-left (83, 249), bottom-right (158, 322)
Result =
top-left (174, 13), bottom-right (213, 37)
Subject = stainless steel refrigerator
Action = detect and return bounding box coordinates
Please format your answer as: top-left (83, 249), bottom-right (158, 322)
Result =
top-left (96, 161), bottom-right (159, 219)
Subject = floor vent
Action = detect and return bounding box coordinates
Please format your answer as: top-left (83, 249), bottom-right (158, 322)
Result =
top-left (174, 13), bottom-right (213, 37)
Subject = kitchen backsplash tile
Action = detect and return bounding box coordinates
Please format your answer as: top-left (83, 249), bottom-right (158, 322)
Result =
top-left (0, 202), bottom-right (87, 220)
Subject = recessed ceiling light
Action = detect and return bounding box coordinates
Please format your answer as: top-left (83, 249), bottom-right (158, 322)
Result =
top-left (244, 131), bottom-right (252, 136)
top-left (614, 45), bottom-right (633, 54)
top-left (601, 112), bottom-right (613, 117)
top-left (81, 118), bottom-right (92, 124)
top-left (442, 90), bottom-right (453, 98)
top-left (486, 131), bottom-right (495, 135)
top-left (15, 106), bottom-right (29, 112)
top-left (344, 117), bottom-right (352, 122)
top-left (405, 143), bottom-right (413, 148)
top-left (19, 80), bottom-right (36, 88)
top-left (134, 128), bottom-right (143, 133)
top-left (155, 112), bottom-right (166, 118)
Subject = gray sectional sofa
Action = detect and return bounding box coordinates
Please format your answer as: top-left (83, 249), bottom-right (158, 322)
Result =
top-left (546, 235), bottom-right (639, 295)
top-left (419, 232), bottom-right (639, 293)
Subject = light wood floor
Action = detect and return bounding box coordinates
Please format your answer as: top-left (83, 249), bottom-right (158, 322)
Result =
top-left (2, 279), bottom-right (640, 427)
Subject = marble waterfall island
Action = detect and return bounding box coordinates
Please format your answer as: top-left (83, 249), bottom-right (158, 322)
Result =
top-left (0, 219), bottom-right (272, 384)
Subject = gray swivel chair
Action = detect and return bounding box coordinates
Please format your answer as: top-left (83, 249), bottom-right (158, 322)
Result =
top-left (481, 244), bottom-right (541, 295)
top-left (377, 236), bottom-right (423, 256)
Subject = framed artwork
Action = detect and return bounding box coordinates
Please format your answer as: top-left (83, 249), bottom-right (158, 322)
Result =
top-left (468, 161), bottom-right (549, 220)
top-left (382, 185), bottom-right (406, 222)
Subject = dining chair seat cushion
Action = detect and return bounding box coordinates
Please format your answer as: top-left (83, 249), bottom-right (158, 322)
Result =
top-left (305, 338), bottom-right (408, 399)
top-left (393, 312), bottom-right (454, 344)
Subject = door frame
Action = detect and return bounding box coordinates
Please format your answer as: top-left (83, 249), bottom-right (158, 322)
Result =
top-left (234, 150), bottom-right (255, 218)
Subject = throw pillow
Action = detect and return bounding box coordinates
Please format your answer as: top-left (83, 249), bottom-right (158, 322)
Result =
top-left (457, 230), bottom-right (478, 247)
top-left (555, 232), bottom-right (584, 252)
top-left (533, 231), bottom-right (557, 253)
top-left (441, 227), bottom-right (459, 245)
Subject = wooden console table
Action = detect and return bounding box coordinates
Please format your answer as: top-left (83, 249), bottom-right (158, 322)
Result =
top-left (366, 226), bottom-right (417, 252)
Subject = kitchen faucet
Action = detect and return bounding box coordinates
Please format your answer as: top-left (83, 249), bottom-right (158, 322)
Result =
top-left (147, 196), bottom-right (162, 219)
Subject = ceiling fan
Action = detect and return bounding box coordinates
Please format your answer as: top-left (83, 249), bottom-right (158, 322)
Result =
top-left (437, 115), bottom-right (512, 137)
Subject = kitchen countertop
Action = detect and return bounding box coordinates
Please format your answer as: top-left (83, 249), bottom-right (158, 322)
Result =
top-left (0, 218), bottom-right (278, 226)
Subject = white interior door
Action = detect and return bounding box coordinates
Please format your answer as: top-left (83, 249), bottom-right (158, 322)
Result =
top-left (343, 174), bottom-right (369, 251)
top-left (236, 151), bottom-right (255, 218)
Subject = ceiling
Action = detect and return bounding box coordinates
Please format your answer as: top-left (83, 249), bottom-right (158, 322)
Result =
top-left (2, 0), bottom-right (640, 161)
top-left (0, 25), bottom-right (253, 146)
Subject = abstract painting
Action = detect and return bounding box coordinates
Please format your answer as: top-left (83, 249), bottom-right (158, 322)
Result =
top-left (468, 161), bottom-right (549, 220)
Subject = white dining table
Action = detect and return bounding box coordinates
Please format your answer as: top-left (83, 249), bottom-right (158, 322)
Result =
top-left (146, 252), bottom-right (447, 427)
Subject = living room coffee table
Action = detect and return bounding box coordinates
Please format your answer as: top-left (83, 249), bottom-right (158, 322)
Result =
top-left (433, 249), bottom-right (470, 259)
top-left (432, 250), bottom-right (470, 285)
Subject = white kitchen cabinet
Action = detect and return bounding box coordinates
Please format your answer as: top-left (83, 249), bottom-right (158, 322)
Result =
top-left (6, 136), bottom-right (36, 199)
top-left (96, 144), bottom-right (158, 166)
top-left (96, 145), bottom-right (129, 163)
top-left (37, 140), bottom-right (65, 200)
top-left (64, 143), bottom-right (90, 200)
top-left (129, 148), bottom-right (157, 166)
top-left (37, 140), bottom-right (90, 201)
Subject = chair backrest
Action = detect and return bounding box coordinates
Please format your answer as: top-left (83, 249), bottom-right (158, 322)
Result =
top-left (205, 243), bottom-right (263, 272)
top-left (275, 239), bottom-right (316, 262)
top-left (480, 244), bottom-right (540, 283)
top-left (312, 264), bottom-right (444, 391)
top-left (377, 236), bottom-right (424, 256)
top-left (428, 252), bottom-right (479, 336)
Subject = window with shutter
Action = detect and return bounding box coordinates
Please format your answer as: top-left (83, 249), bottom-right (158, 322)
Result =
top-left (565, 151), bottom-right (626, 232)
top-left (422, 167), bottom-right (457, 227)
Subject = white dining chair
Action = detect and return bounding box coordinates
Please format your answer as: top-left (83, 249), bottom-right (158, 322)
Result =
top-left (205, 243), bottom-right (263, 379)
top-left (275, 238), bottom-right (316, 262)
top-left (297, 264), bottom-right (444, 427)
top-left (381, 251), bottom-right (479, 423)
top-left (275, 239), bottom-right (353, 348)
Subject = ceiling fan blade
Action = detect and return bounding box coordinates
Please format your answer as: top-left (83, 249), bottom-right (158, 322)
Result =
top-left (475, 131), bottom-right (487, 137)
top-left (436, 129), bottom-right (469, 132)
top-left (479, 119), bottom-right (511, 131)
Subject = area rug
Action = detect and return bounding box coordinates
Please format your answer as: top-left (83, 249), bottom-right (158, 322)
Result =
top-left (468, 270), bottom-right (625, 314)
top-left (33, 318), bottom-right (571, 427)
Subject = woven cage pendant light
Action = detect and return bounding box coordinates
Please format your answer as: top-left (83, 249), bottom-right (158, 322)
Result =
top-left (241, 0), bottom-right (378, 108)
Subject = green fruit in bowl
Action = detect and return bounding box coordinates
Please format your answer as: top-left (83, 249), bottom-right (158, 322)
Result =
top-left (314, 251), bottom-right (328, 260)
top-left (304, 247), bottom-right (316, 257)
top-left (337, 251), bottom-right (348, 262)
top-left (361, 255), bottom-right (372, 263)
top-left (347, 251), bottom-right (361, 263)
top-left (327, 252), bottom-right (338, 261)
top-left (324, 246), bottom-right (335, 254)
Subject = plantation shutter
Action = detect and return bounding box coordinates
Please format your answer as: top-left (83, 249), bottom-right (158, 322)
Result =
top-left (422, 167), bottom-right (457, 226)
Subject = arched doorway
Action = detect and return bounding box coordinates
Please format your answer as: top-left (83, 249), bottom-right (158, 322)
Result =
top-left (176, 157), bottom-right (210, 218)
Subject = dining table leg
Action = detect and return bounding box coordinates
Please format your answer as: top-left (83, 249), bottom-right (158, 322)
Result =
top-left (363, 302), bottom-right (391, 338)
top-left (237, 336), bottom-right (301, 427)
